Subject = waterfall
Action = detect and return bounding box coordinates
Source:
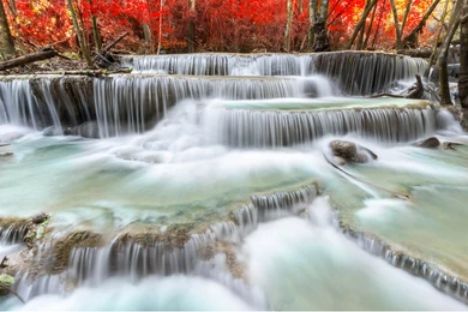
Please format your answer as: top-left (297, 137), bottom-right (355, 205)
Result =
top-left (12, 184), bottom-right (319, 300)
top-left (119, 52), bottom-right (428, 95)
top-left (0, 75), bottom-right (324, 137)
top-left (206, 105), bottom-right (438, 147)
top-left (120, 53), bottom-right (315, 76)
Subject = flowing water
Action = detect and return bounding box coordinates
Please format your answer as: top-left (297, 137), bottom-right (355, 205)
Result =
top-left (0, 52), bottom-right (467, 310)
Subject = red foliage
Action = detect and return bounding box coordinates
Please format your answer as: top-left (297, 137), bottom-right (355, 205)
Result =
top-left (2, 0), bottom-right (441, 53)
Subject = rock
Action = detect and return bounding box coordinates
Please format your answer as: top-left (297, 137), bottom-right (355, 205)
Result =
top-left (329, 140), bottom-right (377, 164)
top-left (442, 142), bottom-right (462, 150)
top-left (0, 274), bottom-right (15, 296)
top-left (30, 213), bottom-right (49, 225)
top-left (414, 137), bottom-right (440, 149)
top-left (0, 143), bottom-right (13, 157)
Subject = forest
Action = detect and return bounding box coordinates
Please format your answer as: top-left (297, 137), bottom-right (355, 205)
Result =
top-left (0, 0), bottom-right (467, 311)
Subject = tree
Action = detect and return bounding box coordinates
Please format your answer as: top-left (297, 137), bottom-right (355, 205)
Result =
top-left (0, 0), bottom-right (15, 59)
top-left (438, 0), bottom-right (463, 105)
top-left (188, 0), bottom-right (196, 52)
top-left (309, 0), bottom-right (330, 51)
top-left (402, 0), bottom-right (442, 48)
top-left (157, 0), bottom-right (165, 54)
top-left (284, 0), bottom-right (294, 51)
top-left (347, 0), bottom-right (378, 49)
top-left (88, 0), bottom-right (102, 52)
top-left (460, 0), bottom-right (468, 109)
top-left (66, 0), bottom-right (92, 65)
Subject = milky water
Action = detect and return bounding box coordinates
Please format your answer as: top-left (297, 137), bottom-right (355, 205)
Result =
top-left (0, 53), bottom-right (467, 310)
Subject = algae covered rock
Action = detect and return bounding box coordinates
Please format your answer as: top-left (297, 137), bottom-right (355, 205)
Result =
top-left (0, 274), bottom-right (15, 296)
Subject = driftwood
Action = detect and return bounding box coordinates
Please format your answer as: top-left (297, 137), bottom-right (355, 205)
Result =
top-left (371, 74), bottom-right (424, 99)
top-left (94, 32), bottom-right (129, 68)
top-left (0, 48), bottom-right (58, 71)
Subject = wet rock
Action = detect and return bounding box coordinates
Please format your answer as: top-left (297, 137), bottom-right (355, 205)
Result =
top-left (0, 274), bottom-right (14, 296)
top-left (329, 140), bottom-right (377, 164)
top-left (50, 231), bottom-right (103, 273)
top-left (442, 142), bottom-right (462, 150)
top-left (0, 143), bottom-right (13, 157)
top-left (414, 137), bottom-right (440, 149)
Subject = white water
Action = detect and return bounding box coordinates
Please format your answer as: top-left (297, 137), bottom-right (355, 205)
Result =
top-left (0, 53), bottom-right (467, 310)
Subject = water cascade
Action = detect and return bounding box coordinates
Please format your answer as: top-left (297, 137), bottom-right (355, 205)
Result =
top-left (120, 52), bottom-right (428, 94)
top-left (0, 52), bottom-right (466, 310)
top-left (206, 98), bottom-right (438, 147)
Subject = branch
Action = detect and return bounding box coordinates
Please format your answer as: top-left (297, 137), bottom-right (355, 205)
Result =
top-left (0, 48), bottom-right (58, 71)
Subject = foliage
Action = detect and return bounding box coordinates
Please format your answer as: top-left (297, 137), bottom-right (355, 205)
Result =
top-left (1, 0), bottom-right (448, 52)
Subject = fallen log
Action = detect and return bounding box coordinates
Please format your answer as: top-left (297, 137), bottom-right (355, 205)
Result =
top-left (371, 74), bottom-right (424, 99)
top-left (94, 32), bottom-right (129, 68)
top-left (0, 48), bottom-right (58, 71)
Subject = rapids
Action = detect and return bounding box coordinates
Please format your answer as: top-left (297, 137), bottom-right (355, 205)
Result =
top-left (0, 52), bottom-right (467, 310)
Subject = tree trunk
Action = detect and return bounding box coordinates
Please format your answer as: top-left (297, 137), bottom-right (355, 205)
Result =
top-left (308, 0), bottom-right (318, 48)
top-left (460, 0), bottom-right (468, 109)
top-left (66, 0), bottom-right (92, 66)
top-left (310, 0), bottom-right (330, 51)
top-left (188, 0), bottom-right (196, 52)
top-left (347, 0), bottom-right (378, 49)
top-left (142, 24), bottom-right (153, 54)
top-left (91, 15), bottom-right (101, 52)
top-left (284, 0), bottom-right (294, 51)
top-left (400, 0), bottom-right (413, 33)
top-left (371, 0), bottom-right (386, 49)
top-left (362, 1), bottom-right (378, 49)
top-left (427, 0), bottom-right (450, 74)
top-left (87, 0), bottom-right (101, 52)
top-left (402, 0), bottom-right (442, 48)
top-left (157, 0), bottom-right (164, 54)
top-left (389, 0), bottom-right (402, 49)
top-left (438, 0), bottom-right (463, 105)
top-left (0, 0), bottom-right (15, 59)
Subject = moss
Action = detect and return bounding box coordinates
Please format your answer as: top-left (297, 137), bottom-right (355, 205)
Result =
top-left (0, 274), bottom-right (15, 296)
top-left (50, 231), bottom-right (103, 274)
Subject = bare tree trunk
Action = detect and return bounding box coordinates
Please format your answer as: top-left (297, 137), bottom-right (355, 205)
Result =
top-left (389, 0), bottom-right (402, 49)
top-left (66, 0), bottom-right (92, 65)
top-left (460, 0), bottom-right (468, 109)
top-left (400, 0), bottom-right (413, 33)
top-left (438, 0), bottom-right (463, 105)
top-left (0, 0), bottom-right (15, 59)
top-left (403, 0), bottom-right (442, 48)
top-left (157, 0), bottom-right (164, 54)
top-left (142, 24), bottom-right (153, 54)
top-left (371, 0), bottom-right (386, 49)
top-left (284, 0), bottom-right (294, 51)
top-left (427, 0), bottom-right (450, 73)
top-left (91, 15), bottom-right (102, 51)
top-left (311, 0), bottom-right (330, 51)
top-left (308, 0), bottom-right (318, 48)
top-left (347, 0), bottom-right (378, 49)
top-left (188, 0), bottom-right (196, 52)
top-left (362, 1), bottom-right (378, 49)
top-left (87, 0), bottom-right (101, 52)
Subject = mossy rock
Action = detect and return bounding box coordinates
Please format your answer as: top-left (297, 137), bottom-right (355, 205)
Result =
top-left (50, 231), bottom-right (103, 274)
top-left (0, 274), bottom-right (15, 296)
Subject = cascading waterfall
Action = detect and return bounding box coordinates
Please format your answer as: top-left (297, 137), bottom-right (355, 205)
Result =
top-left (120, 52), bottom-right (428, 94)
top-left (11, 185), bottom-right (319, 301)
top-left (0, 75), bottom-right (323, 137)
top-left (206, 104), bottom-right (438, 147)
top-left (0, 51), bottom-right (466, 310)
